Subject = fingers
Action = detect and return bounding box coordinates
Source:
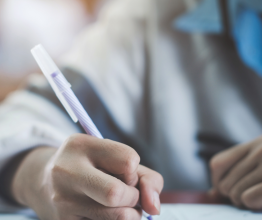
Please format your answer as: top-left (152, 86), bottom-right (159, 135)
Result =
top-left (66, 135), bottom-right (140, 186)
top-left (209, 136), bottom-right (262, 210)
top-left (89, 138), bottom-right (140, 186)
top-left (225, 167), bottom-right (262, 207)
top-left (210, 144), bottom-right (249, 187)
top-left (217, 153), bottom-right (257, 196)
top-left (242, 183), bottom-right (262, 210)
top-left (77, 166), bottom-right (140, 208)
top-left (60, 134), bottom-right (164, 216)
top-left (138, 165), bottom-right (164, 215)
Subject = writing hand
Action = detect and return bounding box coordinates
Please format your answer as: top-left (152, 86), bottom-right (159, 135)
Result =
top-left (12, 134), bottom-right (163, 220)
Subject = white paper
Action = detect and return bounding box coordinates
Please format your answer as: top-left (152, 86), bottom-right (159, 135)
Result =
top-left (2, 204), bottom-right (262, 220)
top-left (0, 215), bottom-right (33, 220)
top-left (142, 204), bottom-right (262, 220)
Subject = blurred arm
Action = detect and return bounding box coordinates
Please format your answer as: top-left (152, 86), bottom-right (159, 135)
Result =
top-left (0, 90), bottom-right (79, 212)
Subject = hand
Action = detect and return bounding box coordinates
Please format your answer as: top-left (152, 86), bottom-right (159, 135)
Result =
top-left (210, 135), bottom-right (262, 210)
top-left (12, 134), bottom-right (163, 220)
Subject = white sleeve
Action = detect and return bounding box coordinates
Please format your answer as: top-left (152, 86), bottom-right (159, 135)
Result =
top-left (61, 0), bottom-right (154, 137)
top-left (0, 90), bottom-right (80, 212)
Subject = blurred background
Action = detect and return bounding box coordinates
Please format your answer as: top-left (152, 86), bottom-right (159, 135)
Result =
top-left (0, 0), bottom-right (104, 101)
top-left (0, 0), bottom-right (261, 191)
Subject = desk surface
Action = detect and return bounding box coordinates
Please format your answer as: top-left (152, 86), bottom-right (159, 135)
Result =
top-left (160, 191), bottom-right (230, 204)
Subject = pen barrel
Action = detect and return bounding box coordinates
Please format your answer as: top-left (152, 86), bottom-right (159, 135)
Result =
top-left (52, 72), bottom-right (103, 139)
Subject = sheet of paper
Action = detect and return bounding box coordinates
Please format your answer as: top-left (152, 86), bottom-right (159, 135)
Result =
top-left (2, 204), bottom-right (262, 220)
top-left (0, 215), bottom-right (34, 220)
top-left (142, 204), bottom-right (262, 220)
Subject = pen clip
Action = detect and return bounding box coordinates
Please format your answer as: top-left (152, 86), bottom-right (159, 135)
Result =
top-left (31, 45), bottom-right (78, 123)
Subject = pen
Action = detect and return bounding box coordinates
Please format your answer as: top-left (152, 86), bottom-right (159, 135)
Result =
top-left (31, 44), bottom-right (153, 220)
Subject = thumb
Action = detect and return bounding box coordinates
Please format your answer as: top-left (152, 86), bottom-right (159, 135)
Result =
top-left (138, 165), bottom-right (164, 215)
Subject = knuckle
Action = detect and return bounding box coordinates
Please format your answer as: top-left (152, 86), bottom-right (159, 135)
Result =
top-left (51, 192), bottom-right (65, 205)
top-left (50, 165), bottom-right (72, 192)
top-left (51, 164), bottom-right (65, 180)
top-left (210, 156), bottom-right (222, 172)
top-left (51, 164), bottom-right (61, 180)
top-left (106, 182), bottom-right (124, 207)
top-left (124, 150), bottom-right (140, 174)
top-left (64, 134), bottom-right (86, 151)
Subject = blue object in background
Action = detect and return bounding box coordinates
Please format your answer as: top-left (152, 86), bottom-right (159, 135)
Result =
top-left (234, 8), bottom-right (262, 77)
top-left (174, 0), bottom-right (262, 77)
top-left (175, 0), bottom-right (222, 33)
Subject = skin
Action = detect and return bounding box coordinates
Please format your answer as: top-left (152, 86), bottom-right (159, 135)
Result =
top-left (210, 135), bottom-right (262, 210)
top-left (11, 134), bottom-right (164, 220)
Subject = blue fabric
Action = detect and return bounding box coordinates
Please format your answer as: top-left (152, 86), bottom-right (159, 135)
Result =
top-left (174, 0), bottom-right (262, 33)
top-left (174, 0), bottom-right (262, 76)
top-left (175, 0), bottom-right (222, 33)
top-left (228, 0), bottom-right (262, 28)
top-left (234, 8), bottom-right (262, 76)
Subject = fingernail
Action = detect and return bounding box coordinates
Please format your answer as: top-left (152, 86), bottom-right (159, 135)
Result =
top-left (153, 191), bottom-right (161, 214)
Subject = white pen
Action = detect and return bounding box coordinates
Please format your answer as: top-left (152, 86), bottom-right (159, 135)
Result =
top-left (31, 44), bottom-right (153, 220)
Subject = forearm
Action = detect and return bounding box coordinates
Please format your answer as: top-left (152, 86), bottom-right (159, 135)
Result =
top-left (1, 134), bottom-right (163, 220)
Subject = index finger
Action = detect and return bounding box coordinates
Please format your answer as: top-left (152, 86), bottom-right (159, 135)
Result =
top-left (87, 137), bottom-right (141, 186)
top-left (66, 135), bottom-right (141, 186)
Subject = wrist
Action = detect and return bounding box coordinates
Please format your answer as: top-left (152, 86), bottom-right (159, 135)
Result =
top-left (12, 147), bottom-right (57, 207)
top-left (0, 150), bottom-right (32, 206)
